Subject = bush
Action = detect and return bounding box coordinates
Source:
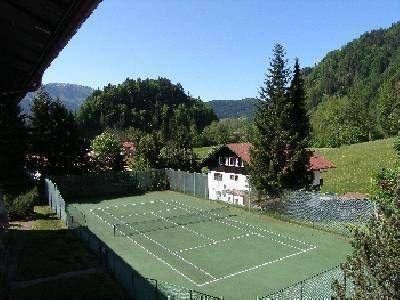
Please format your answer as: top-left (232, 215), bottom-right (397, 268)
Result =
top-left (4, 187), bottom-right (38, 219)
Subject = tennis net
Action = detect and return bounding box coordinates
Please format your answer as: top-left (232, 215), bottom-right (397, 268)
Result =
top-left (114, 207), bottom-right (235, 236)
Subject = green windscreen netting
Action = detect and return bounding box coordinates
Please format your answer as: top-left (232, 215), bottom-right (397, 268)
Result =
top-left (114, 207), bottom-right (234, 236)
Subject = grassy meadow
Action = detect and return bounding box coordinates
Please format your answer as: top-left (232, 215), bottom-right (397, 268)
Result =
top-left (315, 138), bottom-right (396, 195)
top-left (194, 138), bottom-right (397, 195)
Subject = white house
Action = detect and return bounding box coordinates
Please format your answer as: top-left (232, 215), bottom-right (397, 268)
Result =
top-left (203, 143), bottom-right (334, 206)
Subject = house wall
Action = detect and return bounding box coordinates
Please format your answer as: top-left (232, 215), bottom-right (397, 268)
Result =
top-left (312, 170), bottom-right (322, 186)
top-left (208, 171), bottom-right (250, 206)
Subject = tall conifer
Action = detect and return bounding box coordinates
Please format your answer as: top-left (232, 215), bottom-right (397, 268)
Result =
top-left (282, 58), bottom-right (311, 188)
top-left (250, 44), bottom-right (289, 198)
top-left (250, 46), bottom-right (311, 198)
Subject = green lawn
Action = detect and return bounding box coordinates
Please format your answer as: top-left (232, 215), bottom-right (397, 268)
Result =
top-left (315, 138), bottom-right (396, 195)
top-left (195, 138), bottom-right (396, 195)
top-left (6, 205), bottom-right (130, 300)
top-left (193, 146), bottom-right (217, 162)
top-left (73, 191), bottom-right (351, 299)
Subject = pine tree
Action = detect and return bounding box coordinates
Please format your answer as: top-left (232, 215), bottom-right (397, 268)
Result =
top-left (30, 90), bottom-right (81, 175)
top-left (250, 44), bottom-right (290, 198)
top-left (0, 98), bottom-right (27, 192)
top-left (282, 58), bottom-right (311, 188)
top-left (250, 46), bottom-right (311, 198)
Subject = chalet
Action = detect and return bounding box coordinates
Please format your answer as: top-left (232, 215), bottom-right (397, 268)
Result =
top-left (203, 143), bottom-right (334, 206)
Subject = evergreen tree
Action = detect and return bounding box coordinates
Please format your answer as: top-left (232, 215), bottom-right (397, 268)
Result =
top-left (0, 98), bottom-right (27, 192)
top-left (30, 90), bottom-right (81, 175)
top-left (250, 44), bottom-right (290, 198)
top-left (282, 58), bottom-right (311, 188)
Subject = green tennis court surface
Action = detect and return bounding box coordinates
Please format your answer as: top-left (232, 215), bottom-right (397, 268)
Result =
top-left (71, 191), bottom-right (351, 299)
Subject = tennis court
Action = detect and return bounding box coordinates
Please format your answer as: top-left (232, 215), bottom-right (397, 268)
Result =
top-left (72, 191), bottom-right (351, 299)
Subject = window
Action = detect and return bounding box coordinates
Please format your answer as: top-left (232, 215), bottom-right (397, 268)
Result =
top-left (228, 157), bottom-right (235, 166)
top-left (230, 174), bottom-right (234, 180)
top-left (214, 173), bottom-right (222, 181)
top-left (236, 158), bottom-right (242, 167)
top-left (234, 175), bottom-right (238, 181)
top-left (218, 156), bottom-right (223, 165)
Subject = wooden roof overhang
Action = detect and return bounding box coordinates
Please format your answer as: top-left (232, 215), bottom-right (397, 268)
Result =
top-left (0, 0), bottom-right (101, 103)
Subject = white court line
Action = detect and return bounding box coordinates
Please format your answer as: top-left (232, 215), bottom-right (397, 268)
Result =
top-left (90, 210), bottom-right (199, 286)
top-left (150, 210), bottom-right (216, 243)
top-left (95, 199), bottom-right (161, 211)
top-left (164, 201), bottom-right (306, 251)
top-left (197, 245), bottom-right (317, 287)
top-left (101, 208), bottom-right (216, 281)
top-left (117, 206), bottom-right (181, 218)
top-left (167, 199), bottom-right (316, 249)
top-left (178, 232), bottom-right (257, 252)
top-left (99, 198), bottom-right (313, 247)
top-left (95, 198), bottom-right (318, 287)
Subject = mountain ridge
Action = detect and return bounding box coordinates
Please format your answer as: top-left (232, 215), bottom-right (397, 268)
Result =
top-left (20, 83), bottom-right (93, 114)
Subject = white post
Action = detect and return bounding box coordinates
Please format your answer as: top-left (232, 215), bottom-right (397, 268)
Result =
top-left (193, 172), bottom-right (196, 197)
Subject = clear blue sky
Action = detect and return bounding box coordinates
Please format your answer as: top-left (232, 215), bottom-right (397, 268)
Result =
top-left (43, 0), bottom-right (400, 101)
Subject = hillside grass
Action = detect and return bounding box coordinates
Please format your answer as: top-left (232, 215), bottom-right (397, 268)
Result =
top-left (315, 138), bottom-right (396, 195)
top-left (195, 138), bottom-right (396, 195)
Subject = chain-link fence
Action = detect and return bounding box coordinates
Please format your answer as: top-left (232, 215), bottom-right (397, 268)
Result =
top-left (258, 264), bottom-right (353, 299)
top-left (49, 169), bottom-right (167, 203)
top-left (166, 169), bottom-right (208, 199)
top-left (264, 190), bottom-right (375, 236)
top-left (46, 176), bottom-right (222, 300)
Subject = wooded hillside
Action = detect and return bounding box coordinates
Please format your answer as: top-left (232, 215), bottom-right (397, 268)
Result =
top-left (306, 22), bottom-right (400, 146)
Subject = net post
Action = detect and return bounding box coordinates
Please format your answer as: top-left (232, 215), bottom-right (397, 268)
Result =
top-left (189, 289), bottom-right (193, 300)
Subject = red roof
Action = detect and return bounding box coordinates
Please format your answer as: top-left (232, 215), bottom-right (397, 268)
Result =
top-left (309, 154), bottom-right (335, 170)
top-left (226, 143), bottom-right (252, 163)
top-left (225, 143), bottom-right (334, 171)
top-left (122, 141), bottom-right (136, 149)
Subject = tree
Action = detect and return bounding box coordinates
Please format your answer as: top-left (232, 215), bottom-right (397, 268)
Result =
top-left (0, 98), bottom-right (27, 192)
top-left (30, 90), bottom-right (81, 175)
top-left (91, 131), bottom-right (123, 171)
top-left (77, 77), bottom-right (217, 139)
top-left (282, 58), bottom-right (312, 188)
top-left (333, 139), bottom-right (400, 299)
top-left (250, 44), bottom-right (290, 198)
top-left (134, 132), bottom-right (164, 169)
top-left (159, 141), bottom-right (196, 171)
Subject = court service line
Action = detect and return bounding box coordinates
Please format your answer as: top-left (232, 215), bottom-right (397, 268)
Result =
top-left (165, 201), bottom-right (305, 251)
top-left (197, 245), bottom-right (317, 287)
top-left (168, 200), bottom-right (316, 248)
top-left (90, 209), bottom-right (201, 286)
top-left (101, 209), bottom-right (217, 281)
top-left (178, 232), bottom-right (258, 252)
top-left (149, 211), bottom-right (216, 243)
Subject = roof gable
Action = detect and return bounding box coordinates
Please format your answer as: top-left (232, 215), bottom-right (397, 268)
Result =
top-left (201, 143), bottom-right (335, 171)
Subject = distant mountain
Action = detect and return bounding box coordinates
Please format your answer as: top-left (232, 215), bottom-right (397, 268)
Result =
top-left (20, 83), bottom-right (93, 114)
top-left (207, 98), bottom-right (257, 119)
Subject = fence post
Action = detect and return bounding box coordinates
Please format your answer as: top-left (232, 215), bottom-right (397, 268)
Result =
top-left (193, 172), bottom-right (196, 197)
top-left (131, 269), bottom-right (135, 298)
top-left (155, 279), bottom-right (158, 300)
top-left (189, 290), bottom-right (193, 300)
top-left (204, 173), bottom-right (208, 199)
top-left (300, 281), bottom-right (303, 300)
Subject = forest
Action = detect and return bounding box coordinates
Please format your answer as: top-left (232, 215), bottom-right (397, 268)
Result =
top-left (306, 22), bottom-right (400, 146)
